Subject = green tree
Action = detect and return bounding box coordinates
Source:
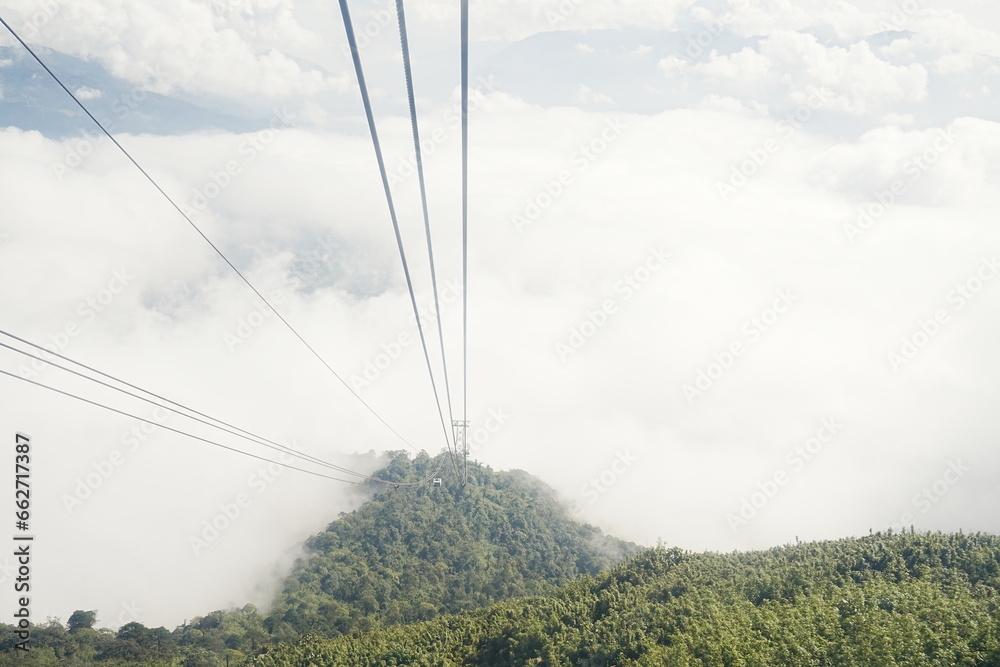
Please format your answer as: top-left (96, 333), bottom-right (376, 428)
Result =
top-left (66, 609), bottom-right (97, 633)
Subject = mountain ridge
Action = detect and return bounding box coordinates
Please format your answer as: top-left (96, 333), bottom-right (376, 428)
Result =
top-left (0, 449), bottom-right (996, 665)
top-left (258, 529), bottom-right (1000, 666)
top-left (264, 451), bottom-right (640, 640)
top-left (0, 451), bottom-right (641, 665)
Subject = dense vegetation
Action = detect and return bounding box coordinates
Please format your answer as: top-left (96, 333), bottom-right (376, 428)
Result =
top-left (0, 606), bottom-right (264, 666)
top-left (3, 452), bottom-right (998, 665)
top-left (256, 531), bottom-right (1000, 666)
top-left (265, 451), bottom-right (636, 640)
top-left (0, 452), bottom-right (636, 665)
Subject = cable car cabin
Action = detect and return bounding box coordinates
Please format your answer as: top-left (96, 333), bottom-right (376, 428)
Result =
top-left (432, 478), bottom-right (442, 487)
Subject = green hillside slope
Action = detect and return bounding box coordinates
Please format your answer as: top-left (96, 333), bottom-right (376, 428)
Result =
top-left (265, 451), bottom-right (639, 639)
top-left (3, 452), bottom-right (998, 667)
top-left (0, 451), bottom-right (638, 666)
top-left (256, 531), bottom-right (1000, 666)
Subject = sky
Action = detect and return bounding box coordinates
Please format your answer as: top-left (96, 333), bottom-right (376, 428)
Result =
top-left (0, 0), bottom-right (999, 630)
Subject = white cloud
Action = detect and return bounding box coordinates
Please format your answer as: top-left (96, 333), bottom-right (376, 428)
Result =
top-left (0, 0), bottom-right (338, 97)
top-left (909, 9), bottom-right (1000, 59)
top-left (3, 90), bottom-right (1000, 628)
top-left (74, 86), bottom-right (102, 100)
top-left (697, 93), bottom-right (769, 116)
top-left (685, 0), bottom-right (1000, 60)
top-left (881, 111), bottom-right (915, 126)
top-left (1, 0), bottom-right (999, 633)
top-left (695, 31), bottom-right (928, 114)
top-left (804, 119), bottom-right (996, 208)
top-left (932, 51), bottom-right (983, 74)
top-left (716, 0), bottom-right (875, 41)
top-left (658, 54), bottom-right (689, 77)
top-left (577, 83), bottom-right (616, 106)
top-left (875, 37), bottom-right (921, 65)
top-left (698, 45), bottom-right (773, 88)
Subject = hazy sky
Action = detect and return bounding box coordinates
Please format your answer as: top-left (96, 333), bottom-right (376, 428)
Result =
top-left (0, 0), bottom-right (999, 630)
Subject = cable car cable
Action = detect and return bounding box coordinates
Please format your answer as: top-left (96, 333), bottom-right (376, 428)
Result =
top-left (0, 335), bottom-right (386, 482)
top-left (338, 0), bottom-right (459, 477)
top-left (0, 368), bottom-right (363, 484)
top-left (395, 0), bottom-right (457, 443)
top-left (0, 351), bottom-right (446, 487)
top-left (461, 0), bottom-right (471, 485)
top-left (0, 13), bottom-right (420, 455)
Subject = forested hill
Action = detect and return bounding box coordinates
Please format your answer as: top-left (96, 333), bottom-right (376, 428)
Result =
top-left (0, 451), bottom-right (638, 665)
top-left (264, 451), bottom-right (640, 639)
top-left (4, 454), bottom-right (999, 666)
top-left (258, 531), bottom-right (1000, 666)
